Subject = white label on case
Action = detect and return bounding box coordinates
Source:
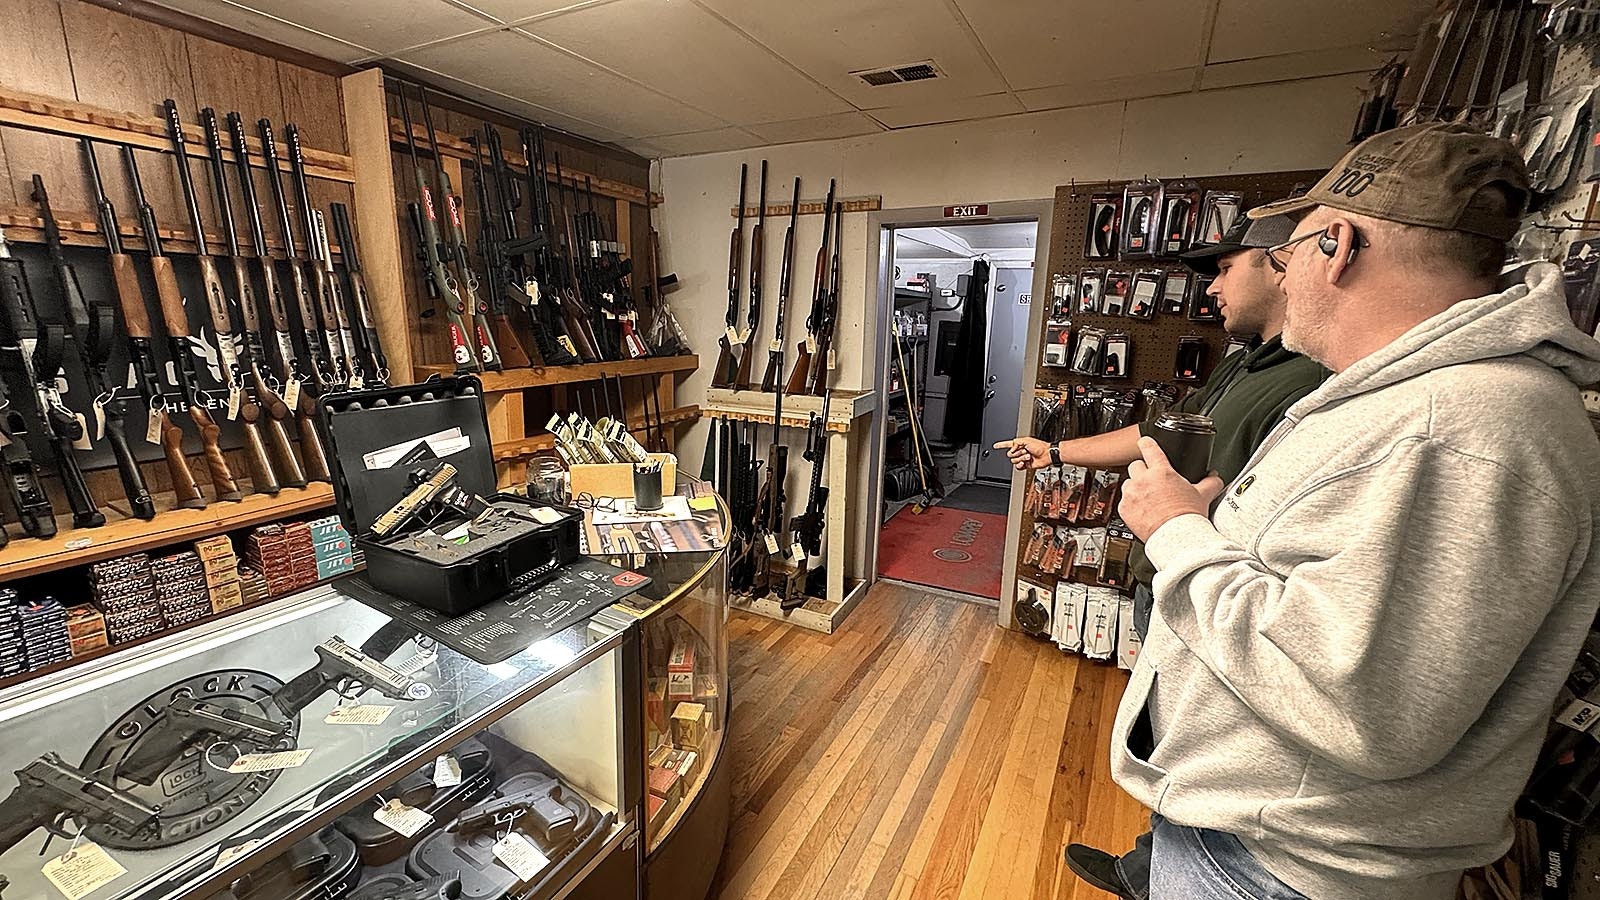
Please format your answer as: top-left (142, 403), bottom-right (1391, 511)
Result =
top-left (493, 833), bottom-right (551, 881)
top-left (324, 704), bottom-right (394, 726)
top-left (42, 843), bottom-right (126, 899)
top-left (228, 748), bottom-right (314, 773)
top-left (374, 798), bottom-right (434, 837)
top-left (433, 755), bottom-right (463, 788)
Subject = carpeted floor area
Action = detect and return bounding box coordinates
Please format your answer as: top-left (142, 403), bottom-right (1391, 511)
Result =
top-left (877, 504), bottom-right (1006, 599)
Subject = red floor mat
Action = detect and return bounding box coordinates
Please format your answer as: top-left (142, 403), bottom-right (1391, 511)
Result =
top-left (877, 505), bottom-right (1007, 600)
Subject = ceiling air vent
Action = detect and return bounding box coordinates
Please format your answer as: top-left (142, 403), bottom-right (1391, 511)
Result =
top-left (852, 59), bottom-right (943, 87)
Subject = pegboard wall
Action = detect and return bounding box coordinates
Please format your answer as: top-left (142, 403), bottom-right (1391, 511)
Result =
top-left (1010, 170), bottom-right (1319, 605)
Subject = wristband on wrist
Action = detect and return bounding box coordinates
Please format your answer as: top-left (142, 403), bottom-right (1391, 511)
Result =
top-left (1049, 443), bottom-right (1063, 466)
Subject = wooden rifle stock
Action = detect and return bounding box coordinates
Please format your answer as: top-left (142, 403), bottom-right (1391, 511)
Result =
top-left (196, 252), bottom-right (278, 495)
top-left (786, 181), bottom-right (834, 395)
top-left (147, 256), bottom-right (242, 501)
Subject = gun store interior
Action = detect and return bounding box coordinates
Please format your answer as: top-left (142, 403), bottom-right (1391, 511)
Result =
top-left (5, 0), bottom-right (1600, 898)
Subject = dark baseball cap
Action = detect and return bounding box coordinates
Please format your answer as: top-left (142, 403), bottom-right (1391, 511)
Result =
top-left (1180, 213), bottom-right (1297, 276)
top-left (1248, 123), bottom-right (1529, 240)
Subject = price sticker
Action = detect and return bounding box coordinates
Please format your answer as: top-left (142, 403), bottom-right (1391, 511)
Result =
top-left (764, 534), bottom-right (781, 555)
top-left (493, 833), bottom-right (551, 881)
top-left (769, 339), bottom-right (782, 353)
top-left (324, 704), bottom-right (394, 726)
top-left (226, 386), bottom-right (242, 421)
top-left (374, 798), bottom-right (434, 837)
top-left (71, 411), bottom-right (93, 450)
top-left (228, 747), bottom-right (314, 773)
top-left (791, 542), bottom-right (807, 562)
top-left (145, 407), bottom-right (163, 445)
top-left (283, 378), bottom-right (302, 410)
top-left (211, 839), bottom-right (264, 872)
top-left (433, 755), bottom-right (463, 788)
top-left (42, 843), bottom-right (126, 899)
top-left (725, 326), bottom-right (743, 346)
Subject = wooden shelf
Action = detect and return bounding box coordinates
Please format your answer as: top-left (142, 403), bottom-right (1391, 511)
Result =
top-left (729, 579), bottom-right (869, 634)
top-left (492, 405), bottom-right (702, 461)
top-left (0, 483), bottom-right (335, 581)
top-left (415, 355), bottom-right (700, 392)
top-left (704, 388), bottom-right (876, 433)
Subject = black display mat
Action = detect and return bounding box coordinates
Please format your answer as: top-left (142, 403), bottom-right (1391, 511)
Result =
top-left (349, 559), bottom-right (649, 665)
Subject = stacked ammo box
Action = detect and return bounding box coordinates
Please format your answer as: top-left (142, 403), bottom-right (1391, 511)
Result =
top-left (308, 515), bottom-right (356, 581)
top-left (195, 535), bottom-right (243, 614)
top-left (245, 523), bottom-right (317, 596)
top-left (89, 553), bottom-right (166, 643)
top-left (0, 591), bottom-right (70, 676)
top-left (151, 550), bottom-right (211, 628)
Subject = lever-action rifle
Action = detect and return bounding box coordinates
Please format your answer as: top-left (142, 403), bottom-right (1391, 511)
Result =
top-left (329, 203), bottom-right (390, 386)
top-left (0, 224), bottom-right (105, 529)
top-left (467, 132), bottom-right (532, 368)
top-left (125, 144), bottom-right (243, 503)
top-left (418, 86), bottom-right (501, 371)
top-left (33, 176), bottom-right (156, 520)
top-left (259, 119), bottom-right (341, 392)
top-left (84, 139), bottom-right (207, 509)
top-left (711, 164), bottom-right (747, 388)
top-left (808, 201), bottom-right (843, 395)
top-left (759, 178), bottom-right (801, 393)
top-left (397, 83), bottom-right (478, 373)
top-left (165, 100), bottom-right (278, 497)
top-left (227, 112), bottom-right (330, 483)
top-left (786, 180), bottom-right (834, 394)
top-left (286, 124), bottom-right (360, 386)
top-left (735, 161), bottom-right (768, 389)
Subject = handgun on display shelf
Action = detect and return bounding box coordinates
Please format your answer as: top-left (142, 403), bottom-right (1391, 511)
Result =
top-left (117, 697), bottom-right (292, 787)
top-left (271, 624), bottom-right (432, 719)
top-left (0, 753), bottom-right (159, 856)
top-left (448, 779), bottom-right (578, 843)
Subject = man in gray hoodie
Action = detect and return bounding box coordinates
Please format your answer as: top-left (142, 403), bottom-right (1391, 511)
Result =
top-left (1111, 123), bottom-right (1600, 900)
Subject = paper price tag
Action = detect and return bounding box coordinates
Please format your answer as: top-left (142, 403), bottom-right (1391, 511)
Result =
top-left (226, 386), bottom-right (242, 421)
top-left (283, 378), bottom-right (302, 410)
top-left (433, 755), bottom-right (463, 788)
top-left (212, 839), bottom-right (264, 872)
top-left (764, 534), bottom-right (781, 555)
top-left (374, 798), bottom-right (434, 837)
top-left (493, 833), bottom-right (551, 881)
top-left (725, 326), bottom-right (743, 346)
top-left (228, 748), bottom-right (313, 773)
top-left (769, 339), bottom-right (782, 353)
top-left (806, 337), bottom-right (818, 354)
top-left (91, 397), bottom-right (107, 440)
top-left (42, 842), bottom-right (126, 899)
top-left (791, 542), bottom-right (806, 562)
top-left (827, 349), bottom-right (837, 370)
top-left (71, 411), bottom-right (93, 450)
top-left (524, 280), bottom-right (541, 306)
top-left (145, 407), bottom-right (163, 445)
top-left (324, 704), bottom-right (394, 726)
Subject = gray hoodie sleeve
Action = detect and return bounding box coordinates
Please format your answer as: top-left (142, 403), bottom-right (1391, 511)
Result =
top-left (1145, 436), bottom-right (1582, 781)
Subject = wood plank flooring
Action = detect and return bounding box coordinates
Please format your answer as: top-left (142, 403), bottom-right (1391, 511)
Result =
top-left (714, 582), bottom-right (1148, 900)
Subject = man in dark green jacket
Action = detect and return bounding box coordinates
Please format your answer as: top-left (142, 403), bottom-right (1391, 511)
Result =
top-left (995, 212), bottom-right (1327, 900)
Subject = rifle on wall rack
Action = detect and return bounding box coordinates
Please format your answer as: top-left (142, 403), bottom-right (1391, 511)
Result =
top-left (0, 222), bottom-right (103, 529)
top-left (417, 85), bottom-right (501, 371)
top-left (259, 118), bottom-right (342, 391)
top-left (711, 164), bottom-right (747, 388)
top-left (790, 386), bottom-right (831, 561)
top-left (585, 176), bottom-right (648, 359)
top-left (396, 83), bottom-right (479, 373)
top-left (644, 198), bottom-right (688, 356)
top-left (0, 373), bottom-right (51, 542)
top-left (285, 124), bottom-right (360, 386)
top-left (328, 203), bottom-right (390, 387)
top-left (735, 161), bottom-right (768, 390)
top-left (124, 144), bottom-right (243, 503)
top-left (32, 175), bottom-right (156, 520)
top-left (467, 131), bottom-right (533, 368)
top-left (520, 126), bottom-right (586, 363)
top-left (786, 180), bottom-right (834, 394)
top-left (759, 177), bottom-right (801, 393)
top-left (226, 113), bottom-right (330, 483)
top-left (201, 109), bottom-right (305, 490)
top-left (808, 202), bottom-right (844, 395)
top-left (164, 100), bottom-right (279, 497)
top-left (550, 153), bottom-right (604, 361)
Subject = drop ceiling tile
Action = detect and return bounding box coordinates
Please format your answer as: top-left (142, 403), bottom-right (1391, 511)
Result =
top-left (214, 0), bottom-right (492, 55)
top-left (526, 0), bottom-right (850, 126)
top-left (1016, 69), bottom-right (1195, 111)
top-left (383, 57), bottom-right (626, 142)
top-left (1200, 44), bottom-right (1390, 90)
top-left (627, 128), bottom-right (767, 158)
top-left (456, 0), bottom-right (618, 24)
top-left (742, 112), bottom-right (884, 144)
top-left (144, 0), bottom-right (373, 62)
top-left (397, 28), bottom-right (724, 137)
top-left (865, 92), bottom-right (1024, 129)
top-left (1209, 0), bottom-right (1429, 64)
top-left (952, 0), bottom-right (1207, 91)
top-left (695, 0), bottom-right (1007, 107)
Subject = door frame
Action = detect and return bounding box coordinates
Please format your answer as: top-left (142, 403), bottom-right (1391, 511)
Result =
top-left (861, 200), bottom-right (1054, 622)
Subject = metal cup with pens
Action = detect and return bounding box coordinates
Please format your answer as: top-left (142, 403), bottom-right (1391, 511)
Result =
top-left (632, 460), bottom-right (665, 511)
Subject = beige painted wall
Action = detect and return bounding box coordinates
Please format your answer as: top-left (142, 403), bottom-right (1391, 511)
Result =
top-left (655, 73), bottom-right (1367, 588)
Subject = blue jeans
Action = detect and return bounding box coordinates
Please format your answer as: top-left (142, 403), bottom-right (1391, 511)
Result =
top-left (1150, 816), bottom-right (1308, 900)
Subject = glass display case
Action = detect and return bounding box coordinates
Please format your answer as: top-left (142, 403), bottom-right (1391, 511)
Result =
top-left (0, 580), bottom-right (639, 900)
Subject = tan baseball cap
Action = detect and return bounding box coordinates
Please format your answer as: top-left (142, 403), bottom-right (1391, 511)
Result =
top-left (1248, 123), bottom-right (1530, 240)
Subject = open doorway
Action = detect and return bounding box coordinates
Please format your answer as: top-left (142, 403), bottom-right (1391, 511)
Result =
top-left (874, 218), bottom-right (1040, 602)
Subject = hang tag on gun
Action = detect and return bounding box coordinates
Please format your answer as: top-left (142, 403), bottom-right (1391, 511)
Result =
top-left (42, 842), bottom-right (126, 899)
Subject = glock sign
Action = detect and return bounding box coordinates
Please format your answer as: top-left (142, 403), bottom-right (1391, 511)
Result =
top-left (944, 204), bottom-right (988, 218)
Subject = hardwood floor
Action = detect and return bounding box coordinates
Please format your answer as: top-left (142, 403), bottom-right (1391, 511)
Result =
top-left (714, 582), bottom-right (1149, 900)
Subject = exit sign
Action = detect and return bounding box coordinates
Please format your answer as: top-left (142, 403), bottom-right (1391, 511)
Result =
top-left (944, 204), bottom-right (988, 218)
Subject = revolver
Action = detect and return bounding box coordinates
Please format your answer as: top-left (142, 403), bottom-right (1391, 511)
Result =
top-left (0, 753), bottom-right (159, 854)
top-left (119, 697), bottom-right (291, 786)
top-left (448, 780), bottom-right (575, 844)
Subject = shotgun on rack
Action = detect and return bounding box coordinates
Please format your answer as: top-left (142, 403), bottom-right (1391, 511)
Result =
top-left (200, 109), bottom-right (304, 490)
top-left (259, 118), bottom-right (342, 391)
top-left (285, 124), bottom-right (359, 386)
top-left (586, 176), bottom-right (647, 359)
top-left (164, 100), bottom-right (278, 496)
top-left (397, 83), bottom-right (478, 373)
top-left (32, 175), bottom-right (156, 519)
top-left (418, 85), bottom-right (501, 371)
top-left (467, 131), bottom-right (532, 368)
top-left (329, 202), bottom-right (390, 386)
top-left (550, 152), bottom-right (604, 361)
top-left (124, 144), bottom-right (243, 502)
top-left (759, 177), bottom-right (801, 393)
top-left (786, 180), bottom-right (834, 394)
top-left (561, 167), bottom-right (614, 361)
top-left (808, 201), bottom-right (843, 395)
top-left (227, 112), bottom-right (330, 483)
top-left (735, 161), bottom-right (768, 389)
top-left (0, 223), bottom-right (100, 531)
top-left (83, 139), bottom-right (207, 509)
